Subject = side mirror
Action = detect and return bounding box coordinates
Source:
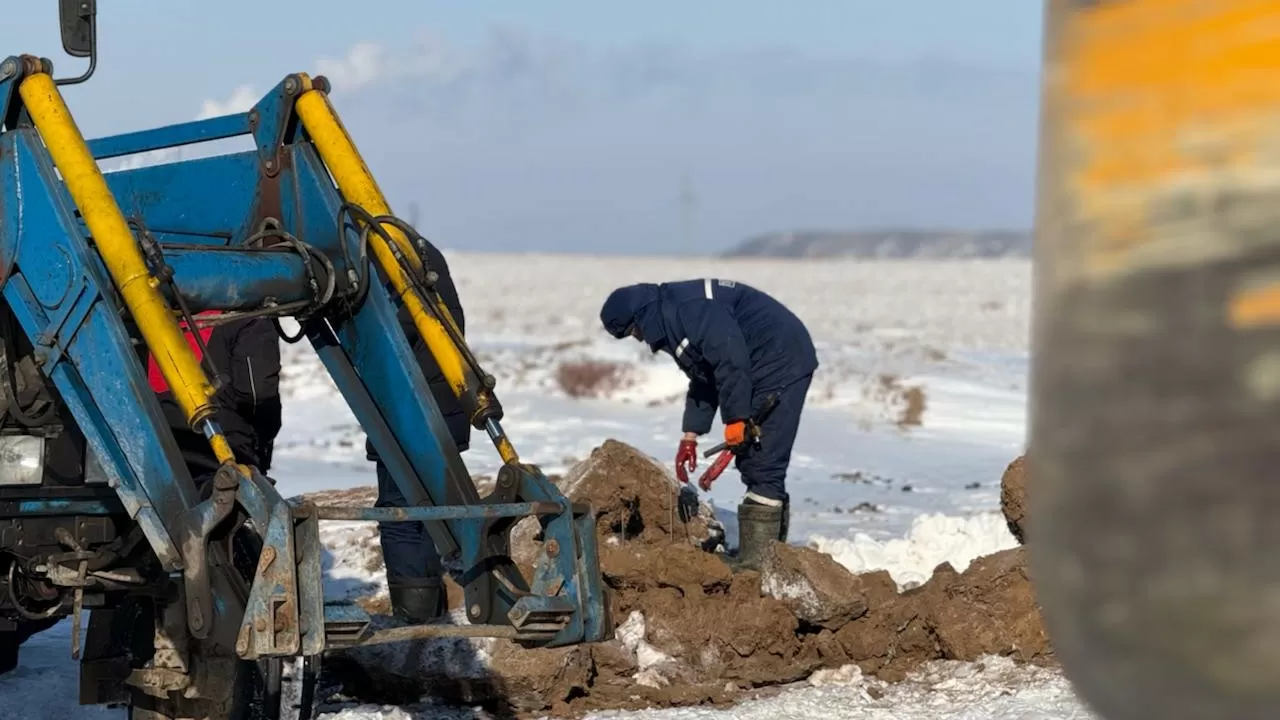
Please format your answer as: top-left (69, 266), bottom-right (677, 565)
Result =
top-left (59, 0), bottom-right (95, 57)
top-left (56, 0), bottom-right (97, 85)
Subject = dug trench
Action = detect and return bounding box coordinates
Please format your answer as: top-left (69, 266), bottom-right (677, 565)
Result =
top-left (299, 444), bottom-right (1045, 718)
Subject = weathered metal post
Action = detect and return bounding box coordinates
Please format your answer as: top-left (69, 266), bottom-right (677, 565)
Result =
top-left (1030, 1), bottom-right (1280, 718)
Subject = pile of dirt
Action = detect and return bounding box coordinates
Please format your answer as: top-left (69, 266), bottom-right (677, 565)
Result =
top-left (1000, 454), bottom-right (1028, 544)
top-left (317, 443), bottom-right (1052, 717)
top-left (507, 439), bottom-right (725, 579)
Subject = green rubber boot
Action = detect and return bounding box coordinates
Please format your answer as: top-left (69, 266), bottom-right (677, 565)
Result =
top-left (728, 499), bottom-right (785, 572)
top-left (388, 577), bottom-right (446, 624)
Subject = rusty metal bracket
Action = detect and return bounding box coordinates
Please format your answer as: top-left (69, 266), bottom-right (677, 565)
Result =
top-left (176, 463), bottom-right (240, 640)
top-left (250, 73), bottom-right (321, 180)
top-left (234, 467), bottom-right (301, 659)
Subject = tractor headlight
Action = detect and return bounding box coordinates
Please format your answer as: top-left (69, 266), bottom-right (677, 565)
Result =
top-left (0, 435), bottom-right (45, 486)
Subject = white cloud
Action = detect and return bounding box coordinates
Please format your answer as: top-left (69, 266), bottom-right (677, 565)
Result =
top-left (310, 35), bottom-right (464, 94)
top-left (314, 42), bottom-right (386, 93)
top-left (100, 43), bottom-right (370, 173)
top-left (196, 84), bottom-right (258, 120)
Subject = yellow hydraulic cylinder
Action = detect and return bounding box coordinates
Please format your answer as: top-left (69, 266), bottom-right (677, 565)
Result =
top-left (294, 85), bottom-right (472, 403)
top-left (1030, 1), bottom-right (1280, 719)
top-left (17, 70), bottom-right (234, 465)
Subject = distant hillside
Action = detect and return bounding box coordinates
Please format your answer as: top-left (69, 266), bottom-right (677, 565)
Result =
top-left (724, 230), bottom-right (1032, 260)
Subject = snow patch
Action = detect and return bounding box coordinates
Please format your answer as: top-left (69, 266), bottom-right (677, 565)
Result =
top-left (320, 709), bottom-right (417, 720)
top-left (343, 610), bottom-right (496, 682)
top-left (617, 611), bottom-right (677, 688)
top-left (812, 512), bottom-right (1018, 590)
top-left (807, 663), bottom-right (867, 688)
top-left (582, 655), bottom-right (1091, 719)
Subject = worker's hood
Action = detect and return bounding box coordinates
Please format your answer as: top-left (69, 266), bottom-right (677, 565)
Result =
top-left (599, 283), bottom-right (668, 353)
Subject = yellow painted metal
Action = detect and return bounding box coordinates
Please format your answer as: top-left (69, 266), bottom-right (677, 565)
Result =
top-left (1047, 0), bottom-right (1280, 283)
top-left (294, 84), bottom-right (471, 400)
top-left (493, 435), bottom-right (517, 466)
top-left (17, 71), bottom-right (235, 465)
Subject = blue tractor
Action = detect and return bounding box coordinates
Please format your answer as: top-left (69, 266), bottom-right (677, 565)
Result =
top-left (0, 3), bottom-right (611, 717)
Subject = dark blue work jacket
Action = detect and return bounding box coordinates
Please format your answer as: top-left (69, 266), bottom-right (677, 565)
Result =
top-left (600, 279), bottom-right (818, 433)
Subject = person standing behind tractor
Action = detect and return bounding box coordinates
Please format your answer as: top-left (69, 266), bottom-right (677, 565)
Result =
top-left (365, 238), bottom-right (471, 625)
top-left (599, 278), bottom-right (818, 570)
top-left (148, 312), bottom-right (283, 484)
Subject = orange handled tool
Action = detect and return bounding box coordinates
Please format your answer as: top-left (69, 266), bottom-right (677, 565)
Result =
top-left (696, 393), bottom-right (779, 491)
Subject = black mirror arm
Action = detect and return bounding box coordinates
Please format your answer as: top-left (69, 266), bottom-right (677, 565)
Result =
top-left (55, 0), bottom-right (97, 87)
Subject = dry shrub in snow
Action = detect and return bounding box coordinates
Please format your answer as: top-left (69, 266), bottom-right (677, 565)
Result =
top-left (556, 359), bottom-right (633, 398)
top-left (872, 374), bottom-right (928, 428)
top-left (898, 385), bottom-right (927, 427)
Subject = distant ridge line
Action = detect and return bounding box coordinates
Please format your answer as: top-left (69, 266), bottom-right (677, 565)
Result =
top-left (723, 229), bottom-right (1032, 260)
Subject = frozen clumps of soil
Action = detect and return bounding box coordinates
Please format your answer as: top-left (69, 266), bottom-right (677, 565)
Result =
top-left (1000, 454), bottom-right (1027, 544)
top-left (307, 443), bottom-right (1051, 717)
top-left (759, 542), bottom-right (870, 630)
top-left (554, 438), bottom-right (725, 550)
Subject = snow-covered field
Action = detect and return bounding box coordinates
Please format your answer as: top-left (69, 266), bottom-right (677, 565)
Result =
top-left (1, 254), bottom-right (1100, 719)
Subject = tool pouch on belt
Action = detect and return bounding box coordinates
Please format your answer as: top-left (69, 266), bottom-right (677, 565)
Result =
top-left (739, 419), bottom-right (765, 453)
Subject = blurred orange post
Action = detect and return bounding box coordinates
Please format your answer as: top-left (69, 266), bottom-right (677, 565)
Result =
top-left (1030, 1), bottom-right (1280, 718)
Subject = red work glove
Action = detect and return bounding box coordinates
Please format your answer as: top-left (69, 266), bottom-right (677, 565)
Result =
top-left (675, 438), bottom-right (698, 483)
top-left (724, 421), bottom-right (747, 449)
top-left (698, 450), bottom-right (734, 492)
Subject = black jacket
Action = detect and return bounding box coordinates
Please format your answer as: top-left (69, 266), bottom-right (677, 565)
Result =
top-left (155, 317), bottom-right (282, 477)
top-left (365, 241), bottom-right (471, 461)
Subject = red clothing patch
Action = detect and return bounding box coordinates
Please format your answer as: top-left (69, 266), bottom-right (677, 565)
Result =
top-left (147, 311), bottom-right (221, 394)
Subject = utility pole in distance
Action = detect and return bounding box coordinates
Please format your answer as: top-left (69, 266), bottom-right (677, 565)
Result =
top-left (678, 171), bottom-right (698, 249)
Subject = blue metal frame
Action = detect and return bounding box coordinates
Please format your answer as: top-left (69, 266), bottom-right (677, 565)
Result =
top-left (160, 246), bottom-right (312, 313)
top-left (0, 126), bottom-right (194, 570)
top-left (88, 114), bottom-right (252, 161)
top-left (0, 62), bottom-right (609, 659)
top-left (14, 498), bottom-right (123, 516)
top-left (313, 501), bottom-right (563, 522)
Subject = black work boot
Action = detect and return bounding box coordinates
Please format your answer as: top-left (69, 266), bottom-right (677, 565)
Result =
top-left (728, 498), bottom-right (785, 572)
top-left (388, 577), bottom-right (445, 625)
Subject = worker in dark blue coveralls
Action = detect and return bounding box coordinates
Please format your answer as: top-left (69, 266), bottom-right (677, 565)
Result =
top-left (599, 278), bottom-right (818, 570)
top-left (365, 239), bottom-right (470, 624)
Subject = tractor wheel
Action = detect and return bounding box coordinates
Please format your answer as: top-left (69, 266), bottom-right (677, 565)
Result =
top-left (127, 656), bottom-right (320, 720)
top-left (124, 649), bottom-right (244, 719)
top-left (126, 524), bottom-right (320, 720)
top-left (249, 656), bottom-right (323, 720)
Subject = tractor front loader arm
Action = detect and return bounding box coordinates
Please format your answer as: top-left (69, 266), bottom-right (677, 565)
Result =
top-left (0, 49), bottom-right (610, 714)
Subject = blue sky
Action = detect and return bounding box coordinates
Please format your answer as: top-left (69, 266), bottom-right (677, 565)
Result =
top-left (1, 2), bottom-right (1045, 254)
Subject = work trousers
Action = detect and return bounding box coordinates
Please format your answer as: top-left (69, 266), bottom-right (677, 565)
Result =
top-left (374, 461), bottom-right (443, 584)
top-left (734, 373), bottom-right (812, 505)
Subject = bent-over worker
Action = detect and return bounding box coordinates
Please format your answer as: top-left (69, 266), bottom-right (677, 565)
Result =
top-left (599, 278), bottom-right (817, 570)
